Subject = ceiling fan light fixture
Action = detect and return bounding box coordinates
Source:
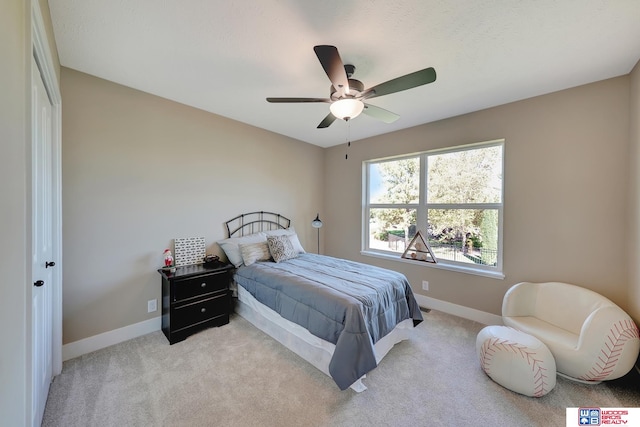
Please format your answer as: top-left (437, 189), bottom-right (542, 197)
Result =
top-left (329, 98), bottom-right (364, 121)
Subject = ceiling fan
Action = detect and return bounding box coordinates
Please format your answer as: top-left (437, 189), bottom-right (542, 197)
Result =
top-left (266, 45), bottom-right (436, 128)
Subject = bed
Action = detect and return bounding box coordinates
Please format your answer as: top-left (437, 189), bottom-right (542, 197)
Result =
top-left (218, 211), bottom-right (424, 391)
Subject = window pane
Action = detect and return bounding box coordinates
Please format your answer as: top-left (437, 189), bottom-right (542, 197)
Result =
top-left (369, 157), bottom-right (420, 204)
top-left (427, 208), bottom-right (499, 266)
top-left (369, 208), bottom-right (417, 254)
top-left (427, 145), bottom-right (502, 204)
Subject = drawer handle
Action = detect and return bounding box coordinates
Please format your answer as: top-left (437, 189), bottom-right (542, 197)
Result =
top-left (201, 282), bottom-right (207, 288)
top-left (201, 308), bottom-right (206, 313)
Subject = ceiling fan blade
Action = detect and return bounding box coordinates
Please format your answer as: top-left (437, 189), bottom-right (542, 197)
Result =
top-left (317, 113), bottom-right (337, 128)
top-left (362, 104), bottom-right (400, 123)
top-left (361, 67), bottom-right (436, 100)
top-left (313, 45), bottom-right (350, 96)
top-left (266, 97), bottom-right (330, 103)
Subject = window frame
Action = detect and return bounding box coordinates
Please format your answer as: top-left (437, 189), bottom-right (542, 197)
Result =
top-left (362, 139), bottom-right (505, 279)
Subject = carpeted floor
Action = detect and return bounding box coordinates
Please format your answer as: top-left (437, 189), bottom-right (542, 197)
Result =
top-left (42, 310), bottom-right (640, 427)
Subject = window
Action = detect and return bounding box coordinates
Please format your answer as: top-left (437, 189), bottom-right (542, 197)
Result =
top-left (364, 140), bottom-right (504, 276)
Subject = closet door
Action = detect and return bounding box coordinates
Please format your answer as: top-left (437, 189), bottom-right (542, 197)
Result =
top-left (31, 55), bottom-right (54, 427)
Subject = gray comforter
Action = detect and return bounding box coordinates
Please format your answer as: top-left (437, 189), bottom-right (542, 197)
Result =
top-left (234, 253), bottom-right (423, 390)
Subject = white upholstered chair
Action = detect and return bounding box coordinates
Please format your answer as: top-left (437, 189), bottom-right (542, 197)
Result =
top-left (502, 282), bottom-right (640, 382)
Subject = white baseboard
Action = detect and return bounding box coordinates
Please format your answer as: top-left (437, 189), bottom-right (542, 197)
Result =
top-left (62, 297), bottom-right (497, 361)
top-left (62, 316), bottom-right (161, 361)
top-left (414, 294), bottom-right (503, 326)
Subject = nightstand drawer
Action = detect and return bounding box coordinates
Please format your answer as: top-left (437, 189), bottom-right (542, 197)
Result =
top-left (173, 272), bottom-right (229, 302)
top-left (172, 292), bottom-right (229, 331)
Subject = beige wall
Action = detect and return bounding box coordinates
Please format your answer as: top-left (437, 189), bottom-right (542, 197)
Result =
top-left (61, 68), bottom-right (324, 343)
top-left (325, 77), bottom-right (631, 316)
top-left (0, 2), bottom-right (29, 424)
top-left (629, 60), bottom-right (640, 323)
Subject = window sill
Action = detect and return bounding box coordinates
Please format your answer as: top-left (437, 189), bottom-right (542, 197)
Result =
top-left (360, 250), bottom-right (505, 280)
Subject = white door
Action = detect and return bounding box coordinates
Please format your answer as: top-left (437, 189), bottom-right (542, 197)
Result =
top-left (32, 56), bottom-right (54, 426)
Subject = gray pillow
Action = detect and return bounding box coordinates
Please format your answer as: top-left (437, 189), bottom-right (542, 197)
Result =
top-left (267, 235), bottom-right (298, 263)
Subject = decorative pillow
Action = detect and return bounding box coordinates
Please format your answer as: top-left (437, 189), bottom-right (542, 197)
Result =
top-left (264, 227), bottom-right (306, 254)
top-left (217, 232), bottom-right (267, 267)
top-left (239, 241), bottom-right (271, 266)
top-left (267, 235), bottom-right (298, 263)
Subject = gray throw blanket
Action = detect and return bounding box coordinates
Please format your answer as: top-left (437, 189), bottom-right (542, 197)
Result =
top-left (234, 253), bottom-right (423, 390)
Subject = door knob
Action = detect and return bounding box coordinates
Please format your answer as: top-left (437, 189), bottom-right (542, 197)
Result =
top-left (34, 280), bottom-right (45, 287)
top-left (46, 261), bottom-right (56, 268)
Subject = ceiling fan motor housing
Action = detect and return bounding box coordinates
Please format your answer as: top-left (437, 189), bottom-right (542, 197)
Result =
top-left (330, 78), bottom-right (364, 101)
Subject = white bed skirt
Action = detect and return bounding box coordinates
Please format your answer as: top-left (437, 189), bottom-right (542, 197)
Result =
top-left (235, 285), bottom-right (414, 392)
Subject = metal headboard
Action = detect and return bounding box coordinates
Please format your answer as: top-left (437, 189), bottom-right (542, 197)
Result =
top-left (225, 211), bottom-right (291, 238)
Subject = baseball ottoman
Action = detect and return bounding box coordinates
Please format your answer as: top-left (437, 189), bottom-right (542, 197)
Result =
top-left (476, 325), bottom-right (556, 397)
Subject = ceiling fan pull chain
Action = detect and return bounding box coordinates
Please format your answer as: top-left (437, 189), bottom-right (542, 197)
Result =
top-left (345, 119), bottom-right (351, 159)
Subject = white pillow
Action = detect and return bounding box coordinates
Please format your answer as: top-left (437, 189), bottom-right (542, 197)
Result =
top-left (217, 232), bottom-right (267, 267)
top-left (239, 241), bottom-right (271, 266)
top-left (263, 227), bottom-right (306, 254)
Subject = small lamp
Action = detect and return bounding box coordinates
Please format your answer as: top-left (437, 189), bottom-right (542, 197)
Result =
top-left (311, 213), bottom-right (323, 254)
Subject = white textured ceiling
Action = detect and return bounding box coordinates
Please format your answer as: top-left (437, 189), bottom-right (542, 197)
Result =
top-left (49, 0), bottom-right (640, 148)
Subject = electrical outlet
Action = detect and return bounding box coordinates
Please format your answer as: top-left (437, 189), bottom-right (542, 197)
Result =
top-left (422, 281), bottom-right (429, 291)
top-left (147, 298), bottom-right (157, 313)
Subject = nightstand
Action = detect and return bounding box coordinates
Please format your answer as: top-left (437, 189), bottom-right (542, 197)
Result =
top-left (158, 261), bottom-right (234, 344)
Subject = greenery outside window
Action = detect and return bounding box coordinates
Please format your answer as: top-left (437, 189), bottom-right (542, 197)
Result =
top-left (364, 140), bottom-right (504, 277)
